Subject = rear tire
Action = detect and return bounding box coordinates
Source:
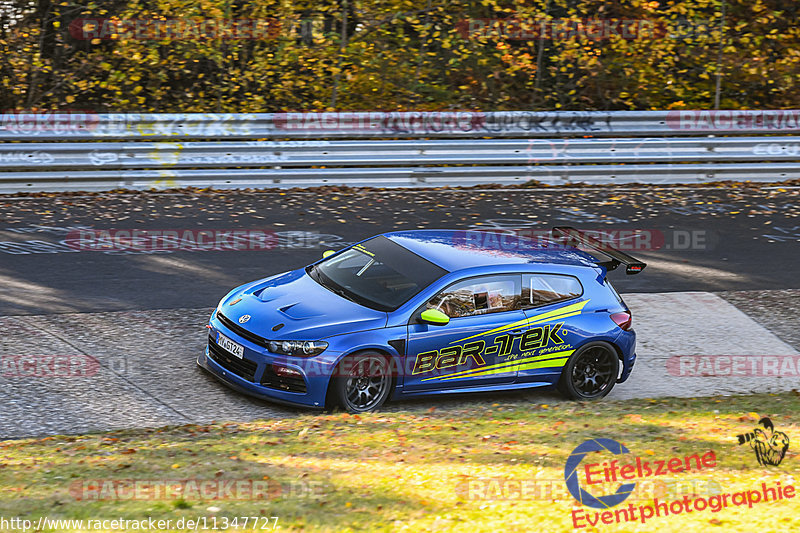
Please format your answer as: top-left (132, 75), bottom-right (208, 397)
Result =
top-left (330, 352), bottom-right (392, 413)
top-left (558, 342), bottom-right (619, 400)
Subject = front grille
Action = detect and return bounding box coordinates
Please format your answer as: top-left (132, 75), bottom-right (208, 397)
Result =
top-left (261, 365), bottom-right (307, 393)
top-left (216, 312), bottom-right (269, 348)
top-left (208, 334), bottom-right (258, 382)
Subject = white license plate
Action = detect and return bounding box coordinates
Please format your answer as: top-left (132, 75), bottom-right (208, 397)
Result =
top-left (217, 332), bottom-right (245, 359)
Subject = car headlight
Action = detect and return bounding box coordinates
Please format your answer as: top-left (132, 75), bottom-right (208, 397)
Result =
top-left (267, 340), bottom-right (328, 357)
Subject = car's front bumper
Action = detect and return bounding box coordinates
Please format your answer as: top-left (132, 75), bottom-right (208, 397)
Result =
top-left (197, 350), bottom-right (326, 409)
top-left (200, 314), bottom-right (339, 408)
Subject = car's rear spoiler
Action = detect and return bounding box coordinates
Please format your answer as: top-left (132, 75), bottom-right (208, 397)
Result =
top-left (552, 226), bottom-right (647, 275)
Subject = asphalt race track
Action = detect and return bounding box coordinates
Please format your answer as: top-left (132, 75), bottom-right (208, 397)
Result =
top-left (0, 187), bottom-right (799, 315)
top-left (0, 186), bottom-right (799, 438)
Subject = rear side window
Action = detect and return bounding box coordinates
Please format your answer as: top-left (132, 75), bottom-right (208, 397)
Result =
top-left (605, 278), bottom-right (625, 305)
top-left (427, 274), bottom-right (521, 318)
top-left (522, 274), bottom-right (583, 307)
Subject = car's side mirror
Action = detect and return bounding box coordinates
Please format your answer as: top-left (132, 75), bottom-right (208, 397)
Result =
top-left (322, 250), bottom-right (335, 258)
top-left (419, 309), bottom-right (450, 326)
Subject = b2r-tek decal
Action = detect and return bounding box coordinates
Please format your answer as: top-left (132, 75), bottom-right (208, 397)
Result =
top-left (412, 300), bottom-right (588, 381)
top-left (412, 340), bottom-right (488, 375)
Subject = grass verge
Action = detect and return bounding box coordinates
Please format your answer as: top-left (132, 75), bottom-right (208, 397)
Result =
top-left (1, 393), bottom-right (799, 532)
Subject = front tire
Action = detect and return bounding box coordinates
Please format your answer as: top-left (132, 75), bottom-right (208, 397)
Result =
top-left (558, 342), bottom-right (619, 400)
top-left (330, 352), bottom-right (392, 413)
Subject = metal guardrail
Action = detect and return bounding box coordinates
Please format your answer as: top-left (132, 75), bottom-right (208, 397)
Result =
top-left (1, 137), bottom-right (799, 171)
top-left (1, 110), bottom-right (799, 192)
top-left (4, 163), bottom-right (800, 193)
top-left (3, 110), bottom-right (800, 140)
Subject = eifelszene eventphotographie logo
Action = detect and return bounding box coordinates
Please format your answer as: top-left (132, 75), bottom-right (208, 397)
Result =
top-left (566, 437), bottom-right (795, 528)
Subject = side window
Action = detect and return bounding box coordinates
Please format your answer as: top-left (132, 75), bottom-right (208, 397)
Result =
top-left (427, 275), bottom-right (521, 318)
top-left (522, 274), bottom-right (583, 307)
top-left (604, 278), bottom-right (625, 305)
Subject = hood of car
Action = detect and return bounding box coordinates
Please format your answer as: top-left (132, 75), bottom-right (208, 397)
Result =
top-left (217, 268), bottom-right (387, 341)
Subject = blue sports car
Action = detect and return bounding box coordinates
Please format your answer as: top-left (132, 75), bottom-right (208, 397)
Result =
top-left (198, 227), bottom-right (645, 412)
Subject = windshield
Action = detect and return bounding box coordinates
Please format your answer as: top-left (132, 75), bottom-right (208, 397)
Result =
top-left (307, 236), bottom-right (447, 312)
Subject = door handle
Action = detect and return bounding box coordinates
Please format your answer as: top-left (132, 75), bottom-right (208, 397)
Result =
top-left (509, 329), bottom-right (525, 336)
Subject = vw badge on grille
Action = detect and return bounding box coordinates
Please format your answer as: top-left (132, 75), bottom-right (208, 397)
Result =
top-left (238, 314), bottom-right (251, 324)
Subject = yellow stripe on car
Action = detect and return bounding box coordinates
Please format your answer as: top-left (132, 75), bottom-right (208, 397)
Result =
top-left (450, 300), bottom-right (590, 344)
